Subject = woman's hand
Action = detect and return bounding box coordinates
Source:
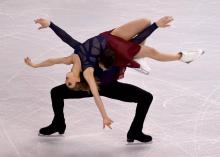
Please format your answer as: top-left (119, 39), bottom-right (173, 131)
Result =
top-left (34, 18), bottom-right (50, 30)
top-left (156, 16), bottom-right (174, 28)
top-left (24, 57), bottom-right (37, 68)
top-left (103, 116), bottom-right (114, 129)
top-left (83, 67), bottom-right (114, 129)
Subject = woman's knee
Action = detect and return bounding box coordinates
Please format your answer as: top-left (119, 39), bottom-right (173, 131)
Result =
top-left (140, 18), bottom-right (151, 28)
top-left (145, 46), bottom-right (160, 59)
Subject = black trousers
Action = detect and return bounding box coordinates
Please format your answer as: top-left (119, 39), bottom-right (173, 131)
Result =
top-left (50, 81), bottom-right (153, 133)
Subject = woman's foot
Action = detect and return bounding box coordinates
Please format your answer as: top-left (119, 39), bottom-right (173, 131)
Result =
top-left (179, 49), bottom-right (205, 63)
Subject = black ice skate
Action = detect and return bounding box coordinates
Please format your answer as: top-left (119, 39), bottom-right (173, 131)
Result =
top-left (39, 118), bottom-right (66, 136)
top-left (127, 132), bottom-right (152, 143)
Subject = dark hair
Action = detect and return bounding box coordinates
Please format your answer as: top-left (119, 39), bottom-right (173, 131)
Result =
top-left (68, 48), bottom-right (115, 91)
top-left (99, 48), bottom-right (115, 69)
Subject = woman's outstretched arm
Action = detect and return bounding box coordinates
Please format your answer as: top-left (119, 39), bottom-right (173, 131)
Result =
top-left (83, 67), bottom-right (113, 129)
top-left (34, 18), bottom-right (81, 49)
top-left (24, 54), bottom-right (74, 68)
top-left (131, 16), bottom-right (174, 44)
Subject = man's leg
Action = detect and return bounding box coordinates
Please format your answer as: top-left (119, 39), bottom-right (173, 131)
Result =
top-left (39, 84), bottom-right (92, 135)
top-left (99, 81), bottom-right (153, 142)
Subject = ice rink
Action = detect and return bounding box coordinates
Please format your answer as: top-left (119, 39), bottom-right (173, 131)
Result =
top-left (0, 0), bottom-right (220, 156)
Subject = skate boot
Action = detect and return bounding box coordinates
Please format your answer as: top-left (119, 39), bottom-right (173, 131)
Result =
top-left (127, 131), bottom-right (152, 143)
top-left (134, 58), bottom-right (151, 75)
top-left (39, 118), bottom-right (66, 136)
top-left (180, 49), bottom-right (205, 63)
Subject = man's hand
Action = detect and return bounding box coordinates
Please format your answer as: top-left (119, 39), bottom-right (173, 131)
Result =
top-left (24, 57), bottom-right (37, 68)
top-left (34, 18), bottom-right (50, 30)
top-left (156, 16), bottom-right (174, 28)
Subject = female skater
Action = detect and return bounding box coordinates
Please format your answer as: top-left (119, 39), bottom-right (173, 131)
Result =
top-left (25, 17), bottom-right (204, 142)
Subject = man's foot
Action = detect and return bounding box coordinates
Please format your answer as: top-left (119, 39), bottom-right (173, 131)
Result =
top-left (127, 132), bottom-right (152, 143)
top-left (134, 58), bottom-right (151, 75)
top-left (180, 49), bottom-right (205, 63)
top-left (39, 122), bottom-right (66, 136)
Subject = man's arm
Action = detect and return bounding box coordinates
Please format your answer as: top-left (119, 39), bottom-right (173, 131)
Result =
top-left (34, 18), bottom-right (81, 49)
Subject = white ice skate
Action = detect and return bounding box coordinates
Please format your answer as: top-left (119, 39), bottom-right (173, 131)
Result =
top-left (134, 58), bottom-right (151, 75)
top-left (180, 49), bottom-right (205, 64)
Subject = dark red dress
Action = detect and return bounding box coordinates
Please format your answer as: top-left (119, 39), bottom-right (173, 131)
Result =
top-left (100, 30), bottom-right (141, 79)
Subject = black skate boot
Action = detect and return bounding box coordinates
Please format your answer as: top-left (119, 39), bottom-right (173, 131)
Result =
top-left (39, 118), bottom-right (66, 136)
top-left (127, 131), bottom-right (152, 143)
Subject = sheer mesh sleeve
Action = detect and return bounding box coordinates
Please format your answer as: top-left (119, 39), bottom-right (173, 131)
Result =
top-left (130, 22), bottom-right (158, 44)
top-left (76, 35), bottom-right (107, 71)
top-left (49, 22), bottom-right (108, 71)
top-left (49, 22), bottom-right (81, 49)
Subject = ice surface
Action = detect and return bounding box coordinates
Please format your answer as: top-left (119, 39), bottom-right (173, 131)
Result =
top-left (0, 0), bottom-right (220, 157)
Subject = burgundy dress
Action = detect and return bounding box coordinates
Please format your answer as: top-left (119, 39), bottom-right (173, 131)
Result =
top-left (49, 22), bottom-right (158, 81)
top-left (100, 30), bottom-right (141, 79)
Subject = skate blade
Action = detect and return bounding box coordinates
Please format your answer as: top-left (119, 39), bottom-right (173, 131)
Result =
top-left (126, 138), bottom-right (153, 145)
top-left (126, 140), bottom-right (153, 145)
top-left (133, 68), bottom-right (150, 75)
top-left (38, 133), bottom-right (64, 137)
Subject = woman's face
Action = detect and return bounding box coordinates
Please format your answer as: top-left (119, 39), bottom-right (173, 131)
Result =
top-left (65, 72), bottom-right (80, 88)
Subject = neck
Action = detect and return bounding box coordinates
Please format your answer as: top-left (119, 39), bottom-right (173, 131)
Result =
top-left (71, 67), bottom-right (80, 77)
top-left (71, 54), bottom-right (81, 78)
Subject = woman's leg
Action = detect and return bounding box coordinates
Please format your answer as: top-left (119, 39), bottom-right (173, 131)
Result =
top-left (134, 45), bottom-right (182, 61)
top-left (130, 23), bottom-right (158, 45)
top-left (111, 19), bottom-right (151, 40)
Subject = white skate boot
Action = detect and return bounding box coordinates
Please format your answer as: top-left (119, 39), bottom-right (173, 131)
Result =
top-left (180, 49), bottom-right (205, 64)
top-left (134, 58), bottom-right (151, 75)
